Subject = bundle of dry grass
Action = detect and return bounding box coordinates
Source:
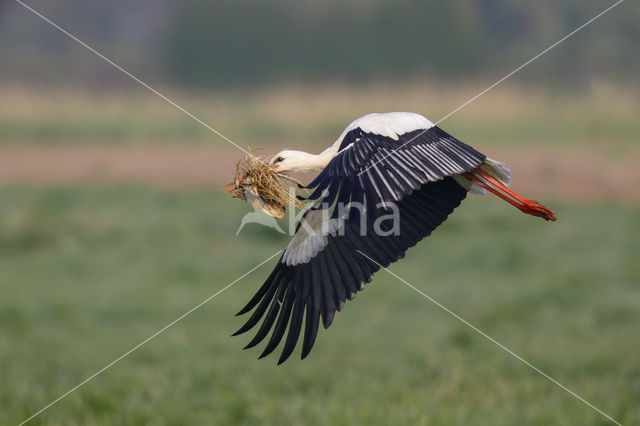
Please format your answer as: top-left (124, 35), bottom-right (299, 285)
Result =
top-left (225, 154), bottom-right (303, 219)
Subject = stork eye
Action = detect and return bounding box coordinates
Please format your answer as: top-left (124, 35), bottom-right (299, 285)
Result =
top-left (274, 156), bottom-right (285, 164)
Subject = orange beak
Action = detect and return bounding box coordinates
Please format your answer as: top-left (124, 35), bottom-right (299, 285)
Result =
top-left (223, 176), bottom-right (244, 193)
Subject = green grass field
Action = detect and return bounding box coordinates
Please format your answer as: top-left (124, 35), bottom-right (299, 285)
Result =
top-left (1, 187), bottom-right (638, 425)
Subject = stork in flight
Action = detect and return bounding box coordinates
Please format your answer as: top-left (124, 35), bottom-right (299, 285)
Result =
top-left (233, 112), bottom-right (556, 364)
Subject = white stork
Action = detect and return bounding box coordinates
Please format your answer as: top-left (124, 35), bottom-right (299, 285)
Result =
top-left (233, 112), bottom-right (556, 364)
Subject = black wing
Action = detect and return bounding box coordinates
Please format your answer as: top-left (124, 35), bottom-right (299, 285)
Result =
top-left (307, 126), bottom-right (485, 215)
top-left (234, 126), bottom-right (485, 363)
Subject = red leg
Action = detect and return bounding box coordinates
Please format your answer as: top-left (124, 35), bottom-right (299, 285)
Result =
top-left (463, 169), bottom-right (557, 221)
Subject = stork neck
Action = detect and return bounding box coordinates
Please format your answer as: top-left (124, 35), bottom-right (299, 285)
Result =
top-left (317, 144), bottom-right (340, 167)
top-left (292, 147), bottom-right (336, 171)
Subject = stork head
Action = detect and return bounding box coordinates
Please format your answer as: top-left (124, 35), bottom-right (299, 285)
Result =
top-left (269, 149), bottom-right (327, 173)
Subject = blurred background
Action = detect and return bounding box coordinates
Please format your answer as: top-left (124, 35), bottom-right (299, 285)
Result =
top-left (1, 0), bottom-right (639, 424)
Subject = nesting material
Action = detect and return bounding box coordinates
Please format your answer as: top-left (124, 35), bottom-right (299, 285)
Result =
top-left (226, 154), bottom-right (303, 219)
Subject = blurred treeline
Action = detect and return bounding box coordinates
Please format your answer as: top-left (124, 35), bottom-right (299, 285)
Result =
top-left (0, 0), bottom-right (637, 89)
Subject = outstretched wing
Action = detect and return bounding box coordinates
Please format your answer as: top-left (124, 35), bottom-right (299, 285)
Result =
top-left (306, 120), bottom-right (486, 214)
top-left (234, 114), bottom-right (486, 363)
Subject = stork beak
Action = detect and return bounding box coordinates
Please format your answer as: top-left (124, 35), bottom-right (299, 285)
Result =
top-left (223, 176), bottom-right (244, 193)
